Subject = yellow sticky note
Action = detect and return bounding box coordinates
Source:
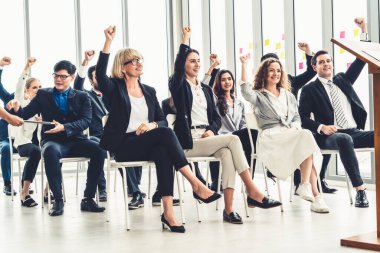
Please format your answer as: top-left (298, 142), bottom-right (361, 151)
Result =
top-left (340, 48), bottom-right (345, 54)
top-left (280, 52), bottom-right (285, 59)
top-left (353, 28), bottom-right (359, 37)
top-left (276, 42), bottom-right (281, 49)
top-left (249, 42), bottom-right (253, 49)
top-left (264, 39), bottom-right (270, 46)
top-left (302, 52), bottom-right (306, 60)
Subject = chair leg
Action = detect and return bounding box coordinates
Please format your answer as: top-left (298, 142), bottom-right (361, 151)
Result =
top-left (277, 180), bottom-right (284, 212)
top-left (113, 165), bottom-right (117, 192)
top-left (122, 167), bottom-right (131, 231)
top-left (75, 162), bottom-right (80, 195)
top-left (176, 171), bottom-right (186, 224)
top-left (216, 162), bottom-right (222, 211)
top-left (11, 156), bottom-right (14, 201)
top-left (242, 183), bottom-right (249, 218)
top-left (344, 172), bottom-right (353, 205)
top-left (148, 165), bottom-right (151, 199)
top-left (262, 164), bottom-right (270, 197)
top-left (18, 159), bottom-right (22, 194)
top-left (41, 159), bottom-right (45, 209)
top-left (182, 174), bottom-right (186, 192)
top-left (191, 162), bottom-right (201, 222)
top-left (105, 157), bottom-right (111, 222)
top-left (61, 170), bottom-right (66, 202)
top-left (289, 173), bottom-right (294, 202)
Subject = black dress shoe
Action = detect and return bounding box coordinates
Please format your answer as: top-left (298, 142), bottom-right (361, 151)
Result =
top-left (355, 189), bottom-right (369, 208)
top-left (320, 179), bottom-right (338, 194)
top-left (161, 213), bottom-right (185, 233)
top-left (247, 196), bottom-right (282, 209)
top-left (223, 210), bottom-right (243, 224)
top-left (128, 192), bottom-right (144, 210)
top-left (193, 191), bottom-right (222, 204)
top-left (81, 198), bottom-right (106, 212)
top-left (3, 185), bottom-right (17, 196)
top-left (44, 193), bottom-right (55, 203)
top-left (98, 190), bottom-right (107, 202)
top-left (49, 199), bottom-right (64, 216)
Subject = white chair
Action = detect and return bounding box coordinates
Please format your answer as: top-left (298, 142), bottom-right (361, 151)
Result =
top-left (166, 114), bottom-right (226, 221)
top-left (8, 125), bottom-right (30, 201)
top-left (245, 113), bottom-right (284, 212)
top-left (102, 115), bottom-right (185, 230)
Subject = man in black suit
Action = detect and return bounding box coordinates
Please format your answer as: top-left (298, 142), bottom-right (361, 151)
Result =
top-left (74, 50), bottom-right (109, 202)
top-left (299, 42), bottom-right (373, 208)
top-left (9, 60), bottom-right (106, 216)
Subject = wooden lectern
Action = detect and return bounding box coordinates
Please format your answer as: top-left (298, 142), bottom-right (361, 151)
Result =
top-left (332, 38), bottom-right (380, 251)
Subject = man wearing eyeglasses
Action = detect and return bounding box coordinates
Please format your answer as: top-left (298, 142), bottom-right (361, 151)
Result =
top-left (7, 60), bottom-right (106, 216)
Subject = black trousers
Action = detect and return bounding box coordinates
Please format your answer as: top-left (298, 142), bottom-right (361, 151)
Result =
top-left (314, 128), bottom-right (374, 187)
top-left (17, 143), bottom-right (41, 183)
top-left (89, 136), bottom-right (107, 192)
top-left (42, 139), bottom-right (106, 199)
top-left (114, 127), bottom-right (188, 196)
top-left (209, 128), bottom-right (257, 183)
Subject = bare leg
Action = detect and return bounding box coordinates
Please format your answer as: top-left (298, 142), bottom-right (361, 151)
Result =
top-left (21, 180), bottom-right (31, 200)
top-left (310, 164), bottom-right (321, 197)
top-left (300, 155), bottom-right (313, 184)
top-left (162, 196), bottom-right (180, 226)
top-left (224, 188), bottom-right (234, 214)
top-left (240, 170), bottom-right (265, 202)
top-left (179, 165), bottom-right (214, 199)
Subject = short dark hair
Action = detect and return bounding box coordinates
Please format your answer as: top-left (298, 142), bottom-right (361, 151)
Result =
top-left (311, 50), bottom-right (330, 66)
top-left (53, 60), bottom-right (76, 75)
top-left (185, 48), bottom-right (199, 59)
top-left (260, 53), bottom-right (279, 62)
top-left (88, 65), bottom-right (96, 80)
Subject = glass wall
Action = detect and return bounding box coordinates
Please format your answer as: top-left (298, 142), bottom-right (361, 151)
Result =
top-left (210, 0), bottom-right (227, 70)
top-left (189, 0), bottom-right (205, 76)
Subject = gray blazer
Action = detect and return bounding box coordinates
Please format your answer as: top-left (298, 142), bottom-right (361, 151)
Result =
top-left (217, 98), bottom-right (246, 134)
top-left (241, 82), bottom-right (300, 130)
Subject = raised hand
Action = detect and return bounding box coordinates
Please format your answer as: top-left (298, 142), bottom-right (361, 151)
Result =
top-left (0, 57), bottom-right (11, 67)
top-left (210, 53), bottom-right (221, 66)
top-left (240, 54), bottom-right (249, 65)
top-left (85, 50), bottom-right (95, 62)
top-left (297, 41), bottom-right (312, 55)
top-left (182, 26), bottom-right (191, 45)
top-left (354, 17), bottom-right (367, 33)
top-left (26, 57), bottom-right (37, 68)
top-left (104, 26), bottom-right (116, 41)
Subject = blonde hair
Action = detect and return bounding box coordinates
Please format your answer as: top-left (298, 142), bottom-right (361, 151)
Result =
top-left (111, 48), bottom-right (143, 78)
top-left (253, 58), bottom-right (290, 92)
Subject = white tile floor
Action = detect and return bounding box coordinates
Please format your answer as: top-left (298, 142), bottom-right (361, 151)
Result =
top-left (0, 167), bottom-right (376, 253)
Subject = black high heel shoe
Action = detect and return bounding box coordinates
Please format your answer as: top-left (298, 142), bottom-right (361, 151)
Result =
top-left (193, 191), bottom-right (222, 204)
top-left (161, 214), bottom-right (185, 233)
top-left (247, 196), bottom-right (282, 209)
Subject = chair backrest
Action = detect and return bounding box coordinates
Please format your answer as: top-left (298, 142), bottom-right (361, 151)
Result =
top-left (102, 115), bottom-right (109, 127)
top-left (166, 114), bottom-right (176, 130)
top-left (245, 112), bottom-right (260, 130)
top-left (7, 125), bottom-right (18, 140)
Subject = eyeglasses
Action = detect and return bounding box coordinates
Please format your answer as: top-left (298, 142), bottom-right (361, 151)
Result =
top-left (52, 73), bottom-right (71, 80)
top-left (123, 58), bottom-right (144, 66)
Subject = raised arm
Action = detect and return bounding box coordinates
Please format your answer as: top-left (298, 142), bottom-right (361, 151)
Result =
top-left (239, 54), bottom-right (257, 105)
top-left (74, 50), bottom-right (95, 91)
top-left (15, 57), bottom-right (36, 102)
top-left (291, 41), bottom-right (316, 94)
top-left (169, 27), bottom-right (191, 93)
top-left (202, 53), bottom-right (220, 87)
top-left (0, 57), bottom-right (14, 103)
top-left (96, 26), bottom-right (116, 98)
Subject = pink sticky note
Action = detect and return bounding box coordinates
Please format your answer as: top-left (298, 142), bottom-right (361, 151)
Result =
top-left (239, 48), bottom-right (243, 54)
top-left (347, 62), bottom-right (352, 69)
top-left (282, 33), bottom-right (285, 40)
top-left (340, 31), bottom-right (345, 39)
top-left (247, 53), bottom-right (251, 59)
top-left (299, 62), bottom-right (304, 70)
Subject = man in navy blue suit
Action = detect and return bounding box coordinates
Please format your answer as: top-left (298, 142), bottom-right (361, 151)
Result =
top-left (8, 60), bottom-right (106, 216)
top-left (299, 18), bottom-right (372, 208)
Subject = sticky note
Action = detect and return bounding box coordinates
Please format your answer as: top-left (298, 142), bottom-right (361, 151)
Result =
top-left (280, 52), bottom-right (285, 59)
top-left (249, 42), bottom-right (253, 49)
top-left (302, 53), bottom-right (306, 60)
top-left (264, 39), bottom-right (270, 46)
top-left (276, 42), bottom-right (281, 49)
top-left (239, 48), bottom-right (243, 54)
top-left (340, 31), bottom-right (345, 39)
top-left (340, 48), bottom-right (345, 54)
top-left (353, 28), bottom-right (359, 37)
top-left (299, 62), bottom-right (304, 70)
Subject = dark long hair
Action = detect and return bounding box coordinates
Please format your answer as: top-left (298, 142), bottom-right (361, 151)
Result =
top-left (212, 69), bottom-right (235, 116)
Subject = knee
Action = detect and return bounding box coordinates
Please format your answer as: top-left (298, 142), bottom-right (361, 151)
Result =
top-left (335, 134), bottom-right (354, 147)
top-left (0, 143), bottom-right (10, 156)
top-left (30, 147), bottom-right (41, 159)
top-left (157, 127), bottom-right (176, 139)
top-left (42, 145), bottom-right (60, 159)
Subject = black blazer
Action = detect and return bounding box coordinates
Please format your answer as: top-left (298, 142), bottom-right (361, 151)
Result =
top-left (96, 52), bottom-right (167, 153)
top-left (15, 88), bottom-right (92, 145)
top-left (288, 54), bottom-right (316, 98)
top-left (74, 75), bottom-right (110, 138)
top-left (299, 58), bottom-right (367, 133)
top-left (169, 44), bottom-right (221, 149)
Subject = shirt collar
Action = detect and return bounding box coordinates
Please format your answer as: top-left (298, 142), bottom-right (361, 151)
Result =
top-left (318, 77), bottom-right (332, 86)
top-left (264, 87), bottom-right (285, 98)
top-left (54, 87), bottom-right (71, 96)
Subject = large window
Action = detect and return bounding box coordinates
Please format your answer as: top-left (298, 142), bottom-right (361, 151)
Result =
top-left (294, 0), bottom-right (322, 76)
top-left (210, 0), bottom-right (227, 70)
top-left (332, 0), bottom-right (370, 178)
top-left (29, 0), bottom-right (76, 88)
top-left (128, 0), bottom-right (169, 102)
top-left (262, 0), bottom-right (285, 64)
top-left (80, 0), bottom-right (123, 90)
top-left (0, 1), bottom-right (26, 93)
top-left (189, 0), bottom-right (205, 76)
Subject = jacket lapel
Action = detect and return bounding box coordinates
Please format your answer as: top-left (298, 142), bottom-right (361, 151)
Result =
top-left (314, 79), bottom-right (334, 111)
top-left (140, 83), bottom-right (154, 121)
